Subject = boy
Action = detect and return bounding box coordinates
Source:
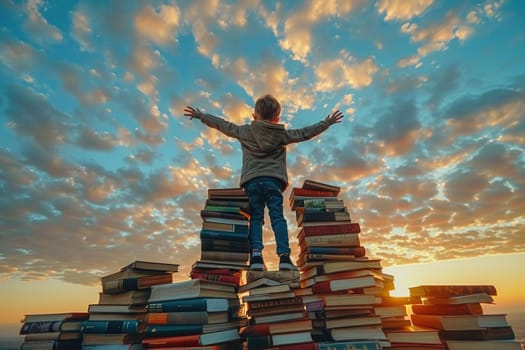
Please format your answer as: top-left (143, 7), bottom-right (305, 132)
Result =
top-left (183, 94), bottom-right (343, 271)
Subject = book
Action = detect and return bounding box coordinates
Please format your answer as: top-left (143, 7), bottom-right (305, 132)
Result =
top-left (299, 233), bottom-right (361, 247)
top-left (201, 216), bottom-right (249, 225)
top-left (248, 303), bottom-right (305, 317)
top-left (20, 339), bottom-right (83, 350)
top-left (192, 260), bottom-right (248, 271)
top-left (98, 289), bottom-right (151, 305)
top-left (252, 311), bottom-right (307, 324)
top-left (199, 229), bottom-right (249, 241)
top-left (240, 319), bottom-right (312, 336)
top-left (423, 293), bottom-right (494, 305)
top-left (122, 260), bottom-right (180, 272)
top-left (297, 210), bottom-right (351, 226)
top-left (242, 291), bottom-right (296, 302)
top-left (311, 275), bottom-right (383, 293)
top-left (303, 293), bottom-right (381, 307)
top-left (381, 317), bottom-right (412, 329)
top-left (385, 326), bottom-right (442, 344)
top-left (21, 312), bottom-right (89, 324)
top-left (247, 283), bottom-right (291, 295)
top-left (247, 296), bottom-right (304, 310)
top-left (207, 187), bottom-right (246, 198)
top-left (200, 250), bottom-right (249, 262)
top-left (246, 331), bottom-right (313, 348)
top-left (318, 325), bottom-right (388, 343)
top-left (373, 305), bottom-right (407, 318)
top-left (88, 304), bottom-right (146, 314)
top-left (20, 319), bottom-right (84, 334)
top-left (439, 326), bottom-right (515, 340)
top-left (205, 198), bottom-right (249, 209)
top-left (445, 340), bottom-right (522, 350)
top-left (299, 223), bottom-right (361, 236)
top-left (246, 270), bottom-right (301, 284)
top-left (145, 311), bottom-right (230, 325)
top-left (147, 297), bottom-right (236, 313)
top-left (200, 210), bottom-right (248, 221)
top-left (200, 221), bottom-right (249, 233)
top-left (301, 179), bottom-right (341, 193)
top-left (409, 285), bottom-right (497, 297)
top-left (312, 315), bottom-right (382, 329)
top-left (190, 272), bottom-right (241, 285)
top-left (88, 313), bottom-right (145, 321)
top-left (411, 303), bottom-right (483, 315)
top-left (301, 259), bottom-right (383, 278)
top-left (81, 320), bottom-right (142, 334)
top-left (143, 320), bottom-right (244, 337)
top-left (24, 332), bottom-right (82, 341)
top-left (290, 187), bottom-right (339, 199)
top-left (200, 238), bottom-right (250, 252)
top-left (102, 273), bottom-right (173, 294)
top-left (81, 333), bottom-right (143, 345)
top-left (149, 279), bottom-right (237, 302)
top-left (142, 328), bottom-right (240, 347)
top-left (410, 313), bottom-right (510, 330)
top-left (238, 277), bottom-right (282, 293)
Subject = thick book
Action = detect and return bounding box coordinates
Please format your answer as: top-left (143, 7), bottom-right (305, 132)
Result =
top-left (81, 320), bottom-right (142, 334)
top-left (20, 339), bottom-right (83, 350)
top-left (411, 303), bottom-right (483, 315)
top-left (147, 297), bottom-right (235, 313)
top-left (373, 305), bottom-right (407, 318)
top-left (122, 260), bottom-right (180, 272)
top-left (246, 270), bottom-right (300, 284)
top-left (142, 328), bottom-right (240, 347)
top-left (200, 238), bottom-right (250, 252)
top-left (81, 333), bottom-right (143, 345)
top-left (385, 326), bottom-right (442, 345)
top-left (299, 223), bottom-right (361, 236)
top-left (301, 259), bottom-right (383, 278)
top-left (143, 320), bottom-right (243, 337)
top-left (145, 311), bottom-right (230, 325)
top-left (303, 293), bottom-right (381, 307)
top-left (207, 187), bottom-right (246, 198)
top-left (200, 209), bottom-right (248, 221)
top-left (200, 249), bottom-right (249, 262)
top-left (410, 313), bottom-right (510, 330)
top-left (190, 272), bottom-right (241, 285)
top-left (409, 285), bottom-right (497, 297)
top-left (102, 273), bottom-right (173, 294)
top-left (24, 332), bottom-right (81, 341)
top-left (319, 325), bottom-right (388, 343)
top-left (252, 310), bottom-right (307, 324)
top-left (87, 304), bottom-right (146, 314)
top-left (199, 229), bottom-right (249, 241)
top-left (238, 277), bottom-right (281, 293)
top-left (247, 303), bottom-right (305, 317)
top-left (246, 331), bottom-right (313, 348)
top-left (300, 232), bottom-right (361, 247)
top-left (192, 260), bottom-right (248, 271)
top-left (302, 246), bottom-right (366, 257)
top-left (290, 187), bottom-right (339, 199)
top-left (20, 319), bottom-right (84, 334)
top-left (247, 296), bottom-right (304, 310)
top-left (439, 326), bottom-right (515, 340)
top-left (445, 340), bottom-right (522, 350)
top-left (298, 211), bottom-right (351, 226)
top-left (202, 216), bottom-right (249, 225)
top-left (240, 319), bottom-right (312, 336)
top-left (311, 275), bottom-right (383, 293)
top-left (149, 279), bottom-right (237, 302)
top-left (98, 289), bottom-right (150, 305)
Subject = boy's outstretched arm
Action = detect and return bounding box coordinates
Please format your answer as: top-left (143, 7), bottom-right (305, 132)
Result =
top-left (325, 110), bottom-right (344, 125)
top-left (183, 106), bottom-right (203, 120)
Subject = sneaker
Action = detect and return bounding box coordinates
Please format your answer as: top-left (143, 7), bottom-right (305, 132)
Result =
top-left (279, 254), bottom-right (298, 271)
top-left (249, 255), bottom-right (267, 271)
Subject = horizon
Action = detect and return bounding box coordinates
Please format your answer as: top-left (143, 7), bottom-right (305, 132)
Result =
top-left (1, 0), bottom-right (524, 333)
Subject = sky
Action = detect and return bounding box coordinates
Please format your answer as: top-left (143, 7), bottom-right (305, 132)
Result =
top-left (1, 0), bottom-right (524, 326)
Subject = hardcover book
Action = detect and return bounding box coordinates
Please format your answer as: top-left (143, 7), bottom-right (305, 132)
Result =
top-left (149, 279), bottom-right (238, 302)
top-left (102, 273), bottom-right (173, 294)
top-left (445, 340), bottom-right (522, 350)
top-left (409, 285), bottom-right (497, 297)
top-left (301, 179), bottom-right (341, 193)
top-left (411, 303), bottom-right (483, 315)
top-left (141, 328), bottom-right (240, 347)
top-left (147, 297), bottom-right (236, 313)
top-left (410, 313), bottom-right (510, 330)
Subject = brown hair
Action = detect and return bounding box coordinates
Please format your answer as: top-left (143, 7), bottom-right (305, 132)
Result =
top-left (255, 94), bottom-right (281, 121)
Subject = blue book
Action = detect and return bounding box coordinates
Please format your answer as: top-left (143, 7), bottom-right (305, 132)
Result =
top-left (200, 229), bottom-right (248, 241)
top-left (81, 320), bottom-right (141, 334)
top-left (316, 340), bottom-right (382, 350)
top-left (147, 297), bottom-right (233, 313)
top-left (144, 322), bottom-right (239, 336)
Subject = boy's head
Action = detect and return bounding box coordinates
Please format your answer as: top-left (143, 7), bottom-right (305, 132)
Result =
top-left (254, 94), bottom-right (281, 122)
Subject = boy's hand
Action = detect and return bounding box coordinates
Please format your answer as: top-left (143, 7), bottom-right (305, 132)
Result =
top-left (325, 110), bottom-right (344, 125)
top-left (183, 106), bottom-right (203, 120)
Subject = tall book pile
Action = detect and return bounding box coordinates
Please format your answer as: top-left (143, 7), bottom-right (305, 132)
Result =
top-left (81, 260), bottom-right (178, 349)
top-left (407, 285), bottom-right (521, 350)
top-left (239, 270), bottom-right (314, 349)
top-left (141, 278), bottom-right (244, 349)
top-left (291, 179), bottom-right (392, 348)
top-left (19, 312), bottom-right (88, 350)
top-left (190, 187), bottom-right (251, 285)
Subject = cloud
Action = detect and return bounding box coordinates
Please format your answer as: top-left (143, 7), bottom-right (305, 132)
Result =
top-left (314, 53), bottom-right (379, 91)
top-left (24, 0), bottom-right (63, 42)
top-left (71, 7), bottom-right (93, 51)
top-left (134, 4), bottom-right (181, 46)
top-left (376, 0), bottom-right (434, 21)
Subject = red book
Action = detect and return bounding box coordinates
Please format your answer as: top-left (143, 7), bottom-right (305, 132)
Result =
top-left (239, 319), bottom-right (312, 336)
top-left (409, 285), bottom-right (497, 297)
top-left (189, 273), bottom-right (240, 285)
top-left (290, 188), bottom-right (339, 198)
top-left (263, 342), bottom-right (318, 350)
top-left (300, 223), bottom-right (361, 237)
top-left (142, 328), bottom-right (239, 347)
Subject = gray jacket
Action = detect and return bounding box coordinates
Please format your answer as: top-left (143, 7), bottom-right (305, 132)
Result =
top-left (199, 113), bottom-right (330, 189)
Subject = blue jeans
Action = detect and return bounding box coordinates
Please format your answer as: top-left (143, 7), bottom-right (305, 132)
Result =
top-left (244, 177), bottom-right (290, 256)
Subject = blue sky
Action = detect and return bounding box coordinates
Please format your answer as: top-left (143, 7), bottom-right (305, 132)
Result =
top-left (1, 0), bottom-right (524, 291)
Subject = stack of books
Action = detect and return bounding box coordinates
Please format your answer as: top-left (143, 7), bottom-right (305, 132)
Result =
top-left (291, 179), bottom-right (389, 348)
top-left (81, 260), bottom-right (179, 349)
top-left (408, 285), bottom-right (521, 350)
top-left (190, 187), bottom-right (251, 283)
top-left (19, 312), bottom-right (88, 350)
top-left (141, 278), bottom-right (244, 349)
top-left (239, 270), bottom-right (314, 349)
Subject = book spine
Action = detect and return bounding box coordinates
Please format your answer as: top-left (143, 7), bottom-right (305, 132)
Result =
top-left (81, 320), bottom-right (141, 334)
top-left (247, 297), bottom-right (304, 310)
top-left (20, 321), bottom-right (62, 334)
top-left (200, 229), bottom-right (249, 241)
top-left (147, 299), bottom-right (208, 313)
top-left (200, 210), bottom-right (247, 220)
top-left (201, 238), bottom-right (250, 252)
top-left (291, 188), bottom-right (339, 198)
top-left (200, 250), bottom-right (249, 262)
top-left (306, 246), bottom-right (366, 256)
top-left (142, 334), bottom-right (202, 347)
top-left (190, 272), bottom-right (240, 285)
top-left (316, 340), bottom-right (382, 350)
top-left (411, 303), bottom-right (483, 315)
top-left (144, 324), bottom-right (203, 337)
top-left (302, 223), bottom-right (361, 236)
top-left (409, 285), bottom-right (497, 297)
top-left (145, 311), bottom-right (210, 325)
